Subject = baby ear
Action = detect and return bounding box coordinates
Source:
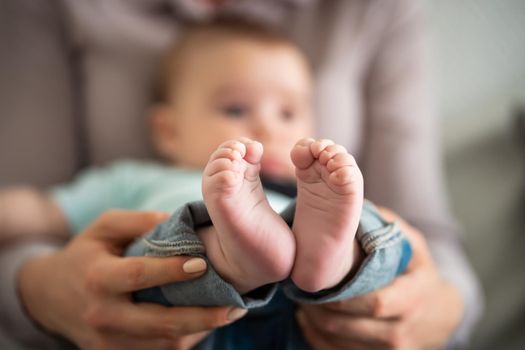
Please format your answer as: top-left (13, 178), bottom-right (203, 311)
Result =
top-left (148, 104), bottom-right (180, 160)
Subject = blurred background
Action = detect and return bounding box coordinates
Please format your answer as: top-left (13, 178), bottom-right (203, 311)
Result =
top-left (425, 0), bottom-right (525, 349)
top-left (0, 1), bottom-right (524, 349)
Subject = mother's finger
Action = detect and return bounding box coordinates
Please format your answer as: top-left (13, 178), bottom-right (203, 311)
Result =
top-left (297, 312), bottom-right (335, 350)
top-left (322, 272), bottom-right (424, 318)
top-left (88, 301), bottom-right (246, 337)
top-left (316, 292), bottom-right (385, 317)
top-left (89, 256), bottom-right (207, 294)
top-left (299, 308), bottom-right (400, 347)
top-left (297, 310), bottom-right (369, 350)
top-left (84, 210), bottom-right (169, 243)
top-left (93, 333), bottom-right (175, 350)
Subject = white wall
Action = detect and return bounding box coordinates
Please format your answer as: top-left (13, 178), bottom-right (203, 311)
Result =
top-left (424, 0), bottom-right (525, 152)
top-left (425, 3), bottom-right (525, 348)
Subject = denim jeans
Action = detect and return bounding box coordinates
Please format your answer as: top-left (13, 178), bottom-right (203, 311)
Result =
top-left (126, 200), bottom-right (411, 307)
top-left (125, 200), bottom-right (411, 349)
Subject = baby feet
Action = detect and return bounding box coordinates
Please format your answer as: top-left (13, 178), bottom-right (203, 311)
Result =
top-left (202, 138), bottom-right (295, 293)
top-left (290, 138), bottom-right (363, 292)
top-left (201, 137), bottom-right (363, 294)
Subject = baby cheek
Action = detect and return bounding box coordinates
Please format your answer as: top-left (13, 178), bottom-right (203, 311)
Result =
top-left (280, 150), bottom-right (297, 175)
top-left (285, 162), bottom-right (296, 178)
top-left (218, 124), bottom-right (252, 142)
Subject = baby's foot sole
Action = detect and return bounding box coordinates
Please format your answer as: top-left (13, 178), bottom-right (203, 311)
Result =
top-left (290, 138), bottom-right (364, 292)
top-left (202, 138), bottom-right (295, 293)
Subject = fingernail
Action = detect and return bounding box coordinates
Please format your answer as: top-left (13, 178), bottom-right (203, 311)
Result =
top-left (227, 308), bottom-right (248, 321)
top-left (155, 212), bottom-right (170, 221)
top-left (182, 258), bottom-right (207, 274)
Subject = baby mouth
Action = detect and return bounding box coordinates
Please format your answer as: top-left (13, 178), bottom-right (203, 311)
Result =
top-left (260, 156), bottom-right (290, 178)
top-left (261, 157), bottom-right (282, 172)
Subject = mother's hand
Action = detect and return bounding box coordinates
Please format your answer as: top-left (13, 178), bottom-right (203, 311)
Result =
top-left (18, 210), bottom-right (245, 350)
top-left (297, 209), bottom-right (464, 350)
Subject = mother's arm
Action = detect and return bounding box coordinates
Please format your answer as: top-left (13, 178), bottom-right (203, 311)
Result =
top-left (362, 0), bottom-right (482, 345)
top-left (298, 0), bottom-right (482, 348)
top-left (2, 211), bottom-right (243, 349)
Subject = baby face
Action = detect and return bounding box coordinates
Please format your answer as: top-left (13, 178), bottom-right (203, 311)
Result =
top-left (153, 38), bottom-right (313, 181)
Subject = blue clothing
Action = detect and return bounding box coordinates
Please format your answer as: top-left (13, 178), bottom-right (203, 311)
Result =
top-left (52, 161), bottom-right (291, 234)
top-left (127, 200), bottom-right (411, 350)
top-left (52, 160), bottom-right (412, 349)
top-left (127, 200), bottom-right (411, 308)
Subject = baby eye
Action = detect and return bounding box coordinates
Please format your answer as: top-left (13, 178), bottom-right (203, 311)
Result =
top-left (221, 104), bottom-right (249, 118)
top-left (281, 108), bottom-right (295, 121)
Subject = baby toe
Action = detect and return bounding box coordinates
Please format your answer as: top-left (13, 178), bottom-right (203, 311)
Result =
top-left (204, 158), bottom-right (242, 177)
top-left (218, 140), bottom-right (247, 158)
top-left (310, 139), bottom-right (335, 158)
top-left (326, 153), bottom-right (357, 172)
top-left (209, 147), bottom-right (243, 163)
top-left (329, 167), bottom-right (357, 187)
top-left (291, 138), bottom-right (316, 169)
top-left (319, 144), bottom-right (348, 165)
top-left (243, 140), bottom-right (264, 165)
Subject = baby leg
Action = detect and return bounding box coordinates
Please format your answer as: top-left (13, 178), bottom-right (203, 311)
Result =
top-left (201, 138), bottom-right (295, 293)
top-left (290, 138), bottom-right (363, 292)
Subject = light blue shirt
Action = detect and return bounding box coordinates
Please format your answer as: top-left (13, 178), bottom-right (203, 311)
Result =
top-left (52, 160), bottom-right (292, 234)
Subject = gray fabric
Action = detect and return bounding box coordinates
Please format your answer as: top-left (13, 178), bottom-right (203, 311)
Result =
top-left (0, 0), bottom-right (482, 347)
top-left (429, 235), bottom-right (485, 349)
top-left (0, 242), bottom-right (67, 350)
top-left (0, 329), bottom-right (22, 350)
top-left (0, 0), bottom-right (78, 187)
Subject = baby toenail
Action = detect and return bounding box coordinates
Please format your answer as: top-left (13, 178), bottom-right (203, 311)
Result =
top-left (297, 138), bottom-right (314, 146)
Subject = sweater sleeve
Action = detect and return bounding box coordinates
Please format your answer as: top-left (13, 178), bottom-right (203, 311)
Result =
top-left (361, 0), bottom-right (483, 347)
top-left (0, 241), bottom-right (73, 349)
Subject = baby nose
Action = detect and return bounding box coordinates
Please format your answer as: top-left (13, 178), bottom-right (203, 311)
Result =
top-left (251, 117), bottom-right (276, 141)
